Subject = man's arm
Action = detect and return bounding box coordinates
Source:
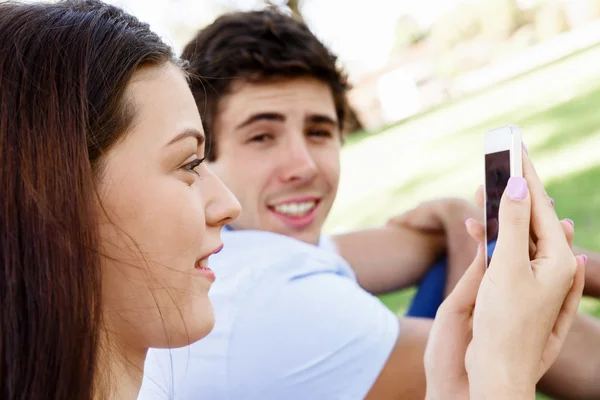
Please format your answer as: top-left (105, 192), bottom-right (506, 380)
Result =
top-left (332, 226), bottom-right (445, 294)
top-left (332, 198), bottom-right (480, 296)
top-left (437, 199), bottom-right (480, 297)
top-left (574, 247), bottom-right (600, 298)
top-left (537, 313), bottom-right (600, 399)
top-left (365, 317), bottom-right (431, 400)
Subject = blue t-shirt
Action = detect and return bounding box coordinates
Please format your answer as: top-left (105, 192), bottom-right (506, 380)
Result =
top-left (139, 230), bottom-right (400, 400)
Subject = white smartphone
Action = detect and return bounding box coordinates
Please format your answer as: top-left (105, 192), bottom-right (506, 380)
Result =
top-left (483, 125), bottom-right (523, 266)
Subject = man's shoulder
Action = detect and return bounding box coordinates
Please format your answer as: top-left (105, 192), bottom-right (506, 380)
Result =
top-left (218, 232), bottom-right (401, 400)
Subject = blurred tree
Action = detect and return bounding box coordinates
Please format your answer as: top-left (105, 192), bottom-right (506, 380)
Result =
top-left (393, 14), bottom-right (426, 52)
top-left (563, 0), bottom-right (600, 27)
top-left (430, 0), bottom-right (523, 52)
top-left (164, 0), bottom-right (237, 52)
top-left (478, 0), bottom-right (521, 39)
top-left (265, 0), bottom-right (304, 20)
top-left (534, 0), bottom-right (569, 41)
top-left (428, 0), bottom-right (528, 77)
top-left (287, 0), bottom-right (302, 20)
top-left (429, 3), bottom-right (481, 52)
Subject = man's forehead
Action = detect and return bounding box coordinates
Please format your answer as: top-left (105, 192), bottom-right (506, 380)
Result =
top-left (218, 77), bottom-right (337, 121)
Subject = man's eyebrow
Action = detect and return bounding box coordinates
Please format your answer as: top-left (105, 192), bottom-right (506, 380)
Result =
top-left (235, 112), bottom-right (285, 129)
top-left (306, 114), bottom-right (337, 126)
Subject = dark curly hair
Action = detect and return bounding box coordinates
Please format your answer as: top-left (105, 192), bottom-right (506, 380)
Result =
top-left (181, 9), bottom-right (351, 161)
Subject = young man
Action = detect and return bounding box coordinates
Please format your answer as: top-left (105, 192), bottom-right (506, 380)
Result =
top-left (140, 10), bottom-right (600, 400)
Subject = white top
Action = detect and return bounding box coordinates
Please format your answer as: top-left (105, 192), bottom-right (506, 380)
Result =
top-left (139, 230), bottom-right (400, 400)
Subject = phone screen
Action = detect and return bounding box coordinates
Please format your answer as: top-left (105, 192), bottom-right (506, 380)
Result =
top-left (485, 150), bottom-right (510, 264)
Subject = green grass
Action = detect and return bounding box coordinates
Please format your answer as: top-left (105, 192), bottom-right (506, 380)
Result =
top-left (325, 43), bottom-right (600, 399)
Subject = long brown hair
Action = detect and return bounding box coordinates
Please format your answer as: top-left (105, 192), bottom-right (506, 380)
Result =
top-left (0, 1), bottom-right (175, 399)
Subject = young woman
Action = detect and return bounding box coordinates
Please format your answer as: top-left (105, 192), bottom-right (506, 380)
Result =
top-left (0, 1), bottom-right (240, 399)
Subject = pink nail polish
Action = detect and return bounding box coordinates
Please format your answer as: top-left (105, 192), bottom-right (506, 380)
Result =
top-left (582, 254), bottom-right (588, 264)
top-left (550, 198), bottom-right (555, 207)
top-left (506, 177), bottom-right (527, 200)
top-left (465, 217), bottom-right (473, 225)
top-left (565, 218), bottom-right (574, 227)
top-left (522, 142), bottom-right (528, 155)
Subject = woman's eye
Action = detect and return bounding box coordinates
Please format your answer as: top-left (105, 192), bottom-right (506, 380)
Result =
top-left (183, 157), bottom-right (205, 175)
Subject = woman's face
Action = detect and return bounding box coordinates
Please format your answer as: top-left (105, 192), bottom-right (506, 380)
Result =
top-left (96, 63), bottom-right (241, 350)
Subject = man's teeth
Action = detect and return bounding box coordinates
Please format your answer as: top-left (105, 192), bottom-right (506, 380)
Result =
top-left (273, 201), bottom-right (316, 216)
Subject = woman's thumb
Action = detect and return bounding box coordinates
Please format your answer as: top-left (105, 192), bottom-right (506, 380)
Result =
top-left (492, 177), bottom-right (531, 271)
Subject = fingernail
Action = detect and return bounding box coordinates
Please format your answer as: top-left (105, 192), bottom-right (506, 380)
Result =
top-left (506, 177), bottom-right (528, 200)
top-left (550, 198), bottom-right (555, 207)
top-left (465, 217), bottom-right (474, 225)
top-left (522, 142), bottom-right (528, 155)
top-left (582, 254), bottom-right (588, 264)
top-left (565, 218), bottom-right (574, 228)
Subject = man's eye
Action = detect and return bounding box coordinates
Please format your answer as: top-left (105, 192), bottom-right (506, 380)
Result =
top-left (249, 134), bottom-right (273, 143)
top-left (309, 130), bottom-right (332, 138)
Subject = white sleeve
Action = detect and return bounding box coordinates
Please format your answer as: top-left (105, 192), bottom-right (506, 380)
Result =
top-left (226, 253), bottom-right (400, 400)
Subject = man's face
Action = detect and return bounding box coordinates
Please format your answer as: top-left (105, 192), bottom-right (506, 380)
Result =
top-left (209, 77), bottom-right (341, 245)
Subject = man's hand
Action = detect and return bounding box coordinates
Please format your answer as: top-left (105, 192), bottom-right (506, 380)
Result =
top-left (387, 198), bottom-right (482, 235)
top-left (388, 198), bottom-right (482, 297)
top-left (336, 198), bottom-right (481, 296)
top-left (386, 200), bottom-right (447, 235)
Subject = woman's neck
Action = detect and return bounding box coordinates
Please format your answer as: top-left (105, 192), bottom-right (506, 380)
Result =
top-left (96, 332), bottom-right (147, 400)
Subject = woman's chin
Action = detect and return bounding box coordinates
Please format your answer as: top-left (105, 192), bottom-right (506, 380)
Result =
top-left (181, 302), bottom-right (215, 347)
top-left (151, 299), bottom-right (215, 349)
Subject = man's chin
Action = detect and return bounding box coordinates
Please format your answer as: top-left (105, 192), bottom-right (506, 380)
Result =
top-left (268, 224), bottom-right (321, 246)
top-left (289, 230), bottom-right (321, 246)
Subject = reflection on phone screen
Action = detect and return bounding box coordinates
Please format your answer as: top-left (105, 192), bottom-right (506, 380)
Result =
top-left (485, 150), bottom-right (510, 266)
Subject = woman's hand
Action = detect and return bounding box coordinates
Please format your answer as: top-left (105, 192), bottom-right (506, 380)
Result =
top-left (467, 152), bottom-right (585, 398)
top-left (425, 150), bottom-right (585, 400)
